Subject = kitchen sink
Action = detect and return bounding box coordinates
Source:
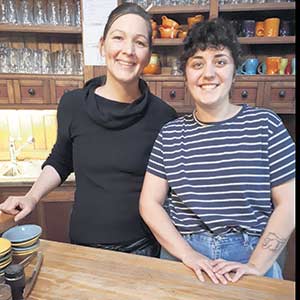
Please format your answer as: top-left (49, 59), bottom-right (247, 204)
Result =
top-left (0, 160), bottom-right (43, 179)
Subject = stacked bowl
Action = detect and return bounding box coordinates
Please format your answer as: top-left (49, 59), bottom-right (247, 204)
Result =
top-left (2, 224), bottom-right (42, 259)
top-left (0, 238), bottom-right (12, 275)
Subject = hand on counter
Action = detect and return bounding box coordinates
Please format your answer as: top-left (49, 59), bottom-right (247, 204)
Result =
top-left (182, 249), bottom-right (232, 285)
top-left (211, 259), bottom-right (260, 282)
top-left (0, 194), bottom-right (38, 222)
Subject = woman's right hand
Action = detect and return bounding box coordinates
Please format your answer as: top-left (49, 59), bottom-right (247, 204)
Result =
top-left (0, 194), bottom-right (38, 222)
top-left (181, 249), bottom-right (231, 284)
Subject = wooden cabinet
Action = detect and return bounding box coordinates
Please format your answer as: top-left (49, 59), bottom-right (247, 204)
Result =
top-left (0, 74), bottom-right (83, 108)
top-left (0, 183), bottom-right (75, 243)
top-left (0, 19), bottom-right (84, 108)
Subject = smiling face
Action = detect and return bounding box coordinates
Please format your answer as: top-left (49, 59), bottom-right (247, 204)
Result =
top-left (100, 14), bottom-right (151, 86)
top-left (185, 47), bottom-right (235, 110)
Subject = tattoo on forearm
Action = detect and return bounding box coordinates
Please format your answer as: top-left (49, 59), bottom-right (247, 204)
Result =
top-left (262, 232), bottom-right (287, 252)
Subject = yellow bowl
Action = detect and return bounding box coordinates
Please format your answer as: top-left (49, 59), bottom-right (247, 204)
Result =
top-left (0, 256), bottom-right (12, 269)
top-left (0, 238), bottom-right (11, 255)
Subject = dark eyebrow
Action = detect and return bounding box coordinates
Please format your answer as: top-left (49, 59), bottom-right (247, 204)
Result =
top-left (191, 53), bottom-right (230, 60)
top-left (109, 29), bottom-right (148, 40)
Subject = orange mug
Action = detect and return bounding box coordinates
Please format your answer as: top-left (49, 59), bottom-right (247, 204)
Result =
top-left (187, 14), bottom-right (204, 29)
top-left (255, 21), bottom-right (264, 37)
top-left (265, 56), bottom-right (281, 75)
top-left (264, 18), bottom-right (280, 37)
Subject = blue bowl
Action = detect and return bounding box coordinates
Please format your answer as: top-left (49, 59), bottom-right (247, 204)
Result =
top-left (2, 224), bottom-right (42, 243)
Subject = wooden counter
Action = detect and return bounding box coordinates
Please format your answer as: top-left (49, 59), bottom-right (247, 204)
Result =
top-left (25, 239), bottom-right (295, 300)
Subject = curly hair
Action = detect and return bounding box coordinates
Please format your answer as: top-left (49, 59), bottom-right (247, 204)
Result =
top-left (180, 18), bottom-right (243, 74)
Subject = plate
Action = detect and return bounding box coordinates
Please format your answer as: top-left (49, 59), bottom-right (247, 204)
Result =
top-left (2, 224), bottom-right (42, 243)
top-left (12, 240), bottom-right (40, 252)
top-left (0, 238), bottom-right (11, 254)
top-left (11, 234), bottom-right (40, 248)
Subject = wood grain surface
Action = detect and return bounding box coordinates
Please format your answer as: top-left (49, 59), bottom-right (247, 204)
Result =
top-left (0, 211), bottom-right (15, 233)
top-left (24, 239), bottom-right (295, 300)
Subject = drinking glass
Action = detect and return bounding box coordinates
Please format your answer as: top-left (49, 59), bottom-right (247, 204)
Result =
top-left (32, 49), bottom-right (42, 73)
top-left (41, 50), bottom-right (52, 74)
top-left (34, 0), bottom-right (47, 24)
top-left (19, 48), bottom-right (34, 73)
top-left (6, 0), bottom-right (18, 24)
top-left (0, 47), bottom-right (10, 73)
top-left (19, 0), bottom-right (33, 25)
top-left (47, 0), bottom-right (60, 25)
top-left (75, 0), bottom-right (81, 27)
top-left (0, 0), bottom-right (8, 23)
top-left (61, 0), bottom-right (75, 26)
top-left (74, 50), bottom-right (83, 75)
top-left (10, 48), bottom-right (20, 73)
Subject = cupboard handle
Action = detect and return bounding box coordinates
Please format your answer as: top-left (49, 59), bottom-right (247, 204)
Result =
top-left (279, 90), bottom-right (286, 98)
top-left (169, 90), bottom-right (176, 98)
top-left (28, 88), bottom-right (35, 96)
top-left (241, 90), bottom-right (248, 98)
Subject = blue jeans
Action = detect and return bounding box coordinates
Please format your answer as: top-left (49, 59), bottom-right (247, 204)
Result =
top-left (160, 231), bottom-right (282, 279)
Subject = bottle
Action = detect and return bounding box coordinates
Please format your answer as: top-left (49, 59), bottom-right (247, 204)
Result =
top-left (4, 264), bottom-right (25, 300)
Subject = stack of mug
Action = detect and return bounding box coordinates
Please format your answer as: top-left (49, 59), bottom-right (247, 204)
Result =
top-left (237, 56), bottom-right (296, 75)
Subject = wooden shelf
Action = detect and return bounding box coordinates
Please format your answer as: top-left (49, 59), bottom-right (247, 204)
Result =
top-left (238, 36), bottom-right (295, 44)
top-left (0, 24), bottom-right (82, 34)
top-left (219, 2), bottom-right (295, 12)
top-left (152, 38), bottom-right (183, 46)
top-left (235, 75), bottom-right (295, 81)
top-left (148, 5), bottom-right (210, 14)
top-left (0, 74), bottom-right (83, 80)
top-left (153, 36), bottom-right (295, 46)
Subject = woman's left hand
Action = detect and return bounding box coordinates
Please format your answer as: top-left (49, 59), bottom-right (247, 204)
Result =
top-left (211, 259), bottom-right (261, 282)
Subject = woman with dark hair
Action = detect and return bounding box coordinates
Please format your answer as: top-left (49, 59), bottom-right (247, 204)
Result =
top-left (140, 18), bottom-right (295, 282)
top-left (0, 3), bottom-right (176, 257)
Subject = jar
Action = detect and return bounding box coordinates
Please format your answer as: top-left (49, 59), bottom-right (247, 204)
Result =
top-left (143, 53), bottom-right (161, 75)
top-left (4, 265), bottom-right (25, 300)
top-left (0, 284), bottom-right (12, 300)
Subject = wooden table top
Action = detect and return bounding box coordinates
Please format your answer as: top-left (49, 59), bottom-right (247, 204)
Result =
top-left (25, 239), bottom-right (295, 300)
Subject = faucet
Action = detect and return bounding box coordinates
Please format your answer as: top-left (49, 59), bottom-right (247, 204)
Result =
top-left (8, 136), bottom-right (35, 176)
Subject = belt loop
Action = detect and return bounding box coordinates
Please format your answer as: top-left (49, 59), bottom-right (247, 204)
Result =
top-left (242, 230), bottom-right (249, 246)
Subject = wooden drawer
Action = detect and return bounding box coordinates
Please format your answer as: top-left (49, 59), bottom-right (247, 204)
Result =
top-left (156, 81), bottom-right (192, 112)
top-left (14, 79), bottom-right (50, 105)
top-left (53, 80), bottom-right (83, 104)
top-left (230, 82), bottom-right (258, 106)
top-left (0, 80), bottom-right (14, 104)
top-left (263, 82), bottom-right (295, 114)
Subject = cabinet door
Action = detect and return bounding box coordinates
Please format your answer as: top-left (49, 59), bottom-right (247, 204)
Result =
top-left (263, 81), bottom-right (295, 114)
top-left (230, 81), bottom-right (259, 107)
top-left (13, 79), bottom-right (51, 105)
top-left (0, 80), bottom-right (14, 105)
top-left (157, 81), bottom-right (192, 113)
top-left (53, 80), bottom-right (84, 104)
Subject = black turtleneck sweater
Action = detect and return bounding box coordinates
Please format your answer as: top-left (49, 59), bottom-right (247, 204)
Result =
top-left (43, 76), bottom-right (177, 244)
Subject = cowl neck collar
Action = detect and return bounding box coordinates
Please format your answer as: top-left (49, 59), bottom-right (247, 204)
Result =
top-left (84, 76), bottom-right (149, 129)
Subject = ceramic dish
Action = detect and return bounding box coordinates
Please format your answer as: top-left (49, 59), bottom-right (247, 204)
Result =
top-left (12, 241), bottom-right (40, 252)
top-left (12, 247), bottom-right (39, 256)
top-left (2, 224), bottom-right (42, 243)
top-left (11, 234), bottom-right (40, 248)
top-left (0, 238), bottom-right (11, 254)
top-left (0, 251), bottom-right (11, 263)
top-left (0, 256), bottom-right (12, 269)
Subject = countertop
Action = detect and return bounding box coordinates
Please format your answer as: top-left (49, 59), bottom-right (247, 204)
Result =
top-left (24, 239), bottom-right (295, 300)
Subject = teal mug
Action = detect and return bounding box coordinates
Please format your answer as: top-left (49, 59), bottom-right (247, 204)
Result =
top-left (241, 58), bottom-right (259, 75)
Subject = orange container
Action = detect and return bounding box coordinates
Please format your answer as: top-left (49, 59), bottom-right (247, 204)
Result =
top-left (161, 16), bottom-right (179, 29)
top-left (143, 53), bottom-right (161, 75)
top-left (264, 17), bottom-right (280, 37)
top-left (187, 15), bottom-right (204, 29)
top-left (265, 56), bottom-right (281, 75)
top-left (159, 26), bottom-right (178, 39)
top-left (255, 21), bottom-right (264, 37)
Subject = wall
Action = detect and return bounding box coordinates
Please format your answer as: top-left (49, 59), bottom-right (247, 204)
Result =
top-left (0, 110), bottom-right (57, 161)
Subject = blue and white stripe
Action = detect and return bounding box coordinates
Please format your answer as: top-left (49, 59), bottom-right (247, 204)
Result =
top-left (147, 104), bottom-right (295, 236)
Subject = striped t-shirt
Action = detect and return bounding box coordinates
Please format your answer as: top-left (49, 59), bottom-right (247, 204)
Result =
top-left (147, 104), bottom-right (295, 236)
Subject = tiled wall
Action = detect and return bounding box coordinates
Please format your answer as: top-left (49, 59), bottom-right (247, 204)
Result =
top-left (0, 110), bottom-right (57, 161)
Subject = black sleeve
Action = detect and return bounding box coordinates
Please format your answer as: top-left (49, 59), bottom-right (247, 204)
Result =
top-left (42, 94), bottom-right (74, 183)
